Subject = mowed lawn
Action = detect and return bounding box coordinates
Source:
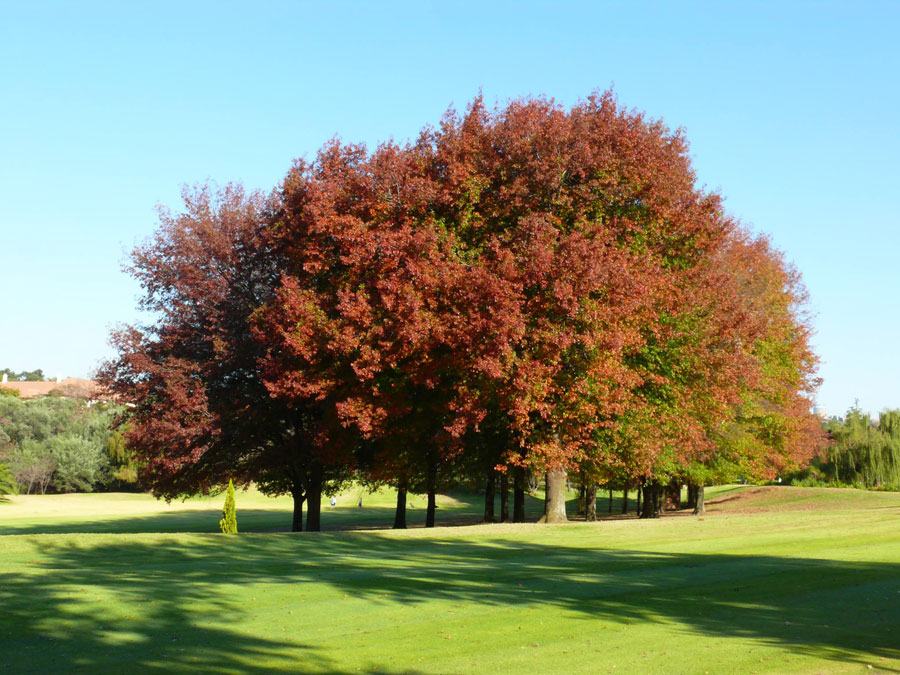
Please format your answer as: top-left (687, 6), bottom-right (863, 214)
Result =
top-left (1, 487), bottom-right (898, 674)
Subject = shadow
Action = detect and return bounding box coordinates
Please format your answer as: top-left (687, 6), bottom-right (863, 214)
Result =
top-left (0, 490), bottom-right (559, 535)
top-left (1, 532), bottom-right (897, 673)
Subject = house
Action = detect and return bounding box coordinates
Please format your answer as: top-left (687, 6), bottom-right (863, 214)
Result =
top-left (0, 374), bottom-right (103, 400)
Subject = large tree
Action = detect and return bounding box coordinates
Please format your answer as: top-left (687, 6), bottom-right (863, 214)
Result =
top-left (102, 91), bottom-right (823, 530)
top-left (99, 184), bottom-right (353, 531)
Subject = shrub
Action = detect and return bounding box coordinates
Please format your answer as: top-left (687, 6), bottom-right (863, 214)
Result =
top-left (219, 479), bottom-right (238, 533)
top-left (50, 435), bottom-right (109, 493)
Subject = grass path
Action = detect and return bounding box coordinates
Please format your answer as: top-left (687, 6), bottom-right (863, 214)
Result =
top-left (1, 487), bottom-right (898, 673)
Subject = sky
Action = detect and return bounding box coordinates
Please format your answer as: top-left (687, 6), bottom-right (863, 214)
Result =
top-left (1, 1), bottom-right (898, 417)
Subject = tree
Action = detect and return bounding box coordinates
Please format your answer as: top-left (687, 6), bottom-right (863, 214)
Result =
top-left (803, 408), bottom-right (900, 489)
top-left (219, 479), bottom-right (238, 533)
top-left (0, 463), bottom-right (16, 499)
top-left (101, 91), bottom-right (824, 530)
top-left (0, 394), bottom-right (118, 494)
top-left (0, 369), bottom-right (45, 382)
top-left (99, 183), bottom-right (356, 531)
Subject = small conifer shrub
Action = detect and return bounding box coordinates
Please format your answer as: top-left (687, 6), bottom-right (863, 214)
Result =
top-left (219, 479), bottom-right (238, 533)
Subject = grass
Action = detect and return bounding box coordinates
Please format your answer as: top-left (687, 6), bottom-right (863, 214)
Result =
top-left (1, 486), bottom-right (898, 673)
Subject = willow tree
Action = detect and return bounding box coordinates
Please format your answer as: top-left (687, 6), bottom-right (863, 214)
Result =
top-left (823, 408), bottom-right (900, 489)
top-left (0, 463), bottom-right (16, 499)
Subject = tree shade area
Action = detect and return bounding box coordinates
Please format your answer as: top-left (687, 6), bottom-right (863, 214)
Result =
top-left (98, 91), bottom-right (827, 532)
top-left (0, 488), bottom-right (898, 673)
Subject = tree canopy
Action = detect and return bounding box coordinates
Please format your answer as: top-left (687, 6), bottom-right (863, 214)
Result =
top-left (100, 91), bottom-right (825, 529)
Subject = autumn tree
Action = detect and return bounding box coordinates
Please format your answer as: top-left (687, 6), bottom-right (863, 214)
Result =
top-left (99, 184), bottom-right (351, 531)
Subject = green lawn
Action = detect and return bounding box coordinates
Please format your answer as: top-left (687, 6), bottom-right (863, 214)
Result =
top-left (1, 486), bottom-right (898, 673)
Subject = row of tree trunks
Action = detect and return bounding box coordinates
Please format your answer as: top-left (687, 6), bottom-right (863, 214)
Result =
top-left (482, 470), bottom-right (513, 523)
top-left (622, 488), bottom-right (629, 514)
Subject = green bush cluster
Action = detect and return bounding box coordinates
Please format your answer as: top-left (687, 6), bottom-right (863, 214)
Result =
top-left (0, 394), bottom-right (136, 494)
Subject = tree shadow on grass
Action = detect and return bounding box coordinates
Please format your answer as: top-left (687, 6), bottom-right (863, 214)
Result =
top-left (0, 491), bottom-right (558, 535)
top-left (1, 532), bottom-right (897, 673)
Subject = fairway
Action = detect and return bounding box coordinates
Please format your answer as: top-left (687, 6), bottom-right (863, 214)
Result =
top-left (1, 487), bottom-right (898, 674)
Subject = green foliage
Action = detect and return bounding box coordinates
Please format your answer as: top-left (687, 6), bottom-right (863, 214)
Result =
top-left (792, 407), bottom-right (900, 490)
top-left (49, 435), bottom-right (109, 493)
top-left (107, 431), bottom-right (139, 485)
top-left (0, 463), bottom-right (16, 499)
top-left (0, 387), bottom-right (20, 397)
top-left (0, 396), bottom-right (121, 493)
top-left (0, 368), bottom-right (45, 382)
top-left (219, 479), bottom-right (238, 533)
top-left (5, 440), bottom-right (56, 494)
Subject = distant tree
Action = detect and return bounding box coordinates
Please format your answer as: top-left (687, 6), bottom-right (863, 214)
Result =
top-left (219, 479), bottom-right (238, 533)
top-left (0, 368), bottom-right (45, 382)
top-left (0, 393), bottom-right (118, 494)
top-left (49, 435), bottom-right (109, 493)
top-left (5, 440), bottom-right (55, 494)
top-left (107, 430), bottom-right (138, 485)
top-left (808, 408), bottom-right (900, 489)
top-left (0, 463), bottom-right (16, 499)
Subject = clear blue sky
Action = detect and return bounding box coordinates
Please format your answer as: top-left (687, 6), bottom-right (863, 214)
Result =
top-left (1, 1), bottom-right (897, 417)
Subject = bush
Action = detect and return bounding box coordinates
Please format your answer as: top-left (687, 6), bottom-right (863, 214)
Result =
top-left (5, 440), bottom-right (55, 494)
top-left (219, 479), bottom-right (238, 533)
top-left (50, 435), bottom-right (109, 493)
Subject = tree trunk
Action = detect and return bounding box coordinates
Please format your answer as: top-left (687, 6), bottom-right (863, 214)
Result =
top-left (665, 481), bottom-right (682, 511)
top-left (291, 489), bottom-right (305, 532)
top-left (686, 484), bottom-right (698, 510)
top-left (577, 481), bottom-right (586, 515)
top-left (513, 466), bottom-right (526, 522)
top-left (693, 485), bottom-right (706, 515)
top-left (640, 482), bottom-right (662, 519)
top-left (608, 487), bottom-right (614, 514)
top-left (425, 456), bottom-right (438, 528)
top-left (636, 484), bottom-right (642, 514)
top-left (483, 472), bottom-right (496, 523)
top-left (426, 488), bottom-right (436, 527)
top-left (539, 467), bottom-right (568, 523)
top-left (306, 463), bottom-right (323, 532)
top-left (393, 485), bottom-right (408, 529)
top-left (585, 484), bottom-right (597, 521)
top-left (499, 473), bottom-right (509, 523)
top-left (622, 487), bottom-right (629, 514)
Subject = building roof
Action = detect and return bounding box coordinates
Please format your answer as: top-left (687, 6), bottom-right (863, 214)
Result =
top-left (0, 377), bottom-right (104, 400)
